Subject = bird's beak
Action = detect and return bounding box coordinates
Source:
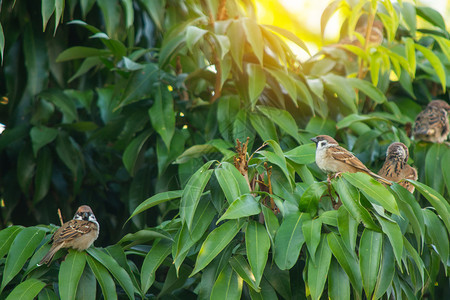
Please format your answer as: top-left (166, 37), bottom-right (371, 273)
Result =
top-left (82, 212), bottom-right (89, 220)
top-left (310, 137), bottom-right (318, 143)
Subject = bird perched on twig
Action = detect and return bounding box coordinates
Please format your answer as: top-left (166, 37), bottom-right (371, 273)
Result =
top-left (310, 135), bottom-right (391, 185)
top-left (378, 142), bottom-right (417, 193)
top-left (38, 205), bottom-right (99, 266)
top-left (413, 100), bottom-right (450, 143)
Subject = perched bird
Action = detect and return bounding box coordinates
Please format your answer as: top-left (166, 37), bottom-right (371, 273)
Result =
top-left (338, 19), bottom-right (384, 48)
top-left (38, 205), bottom-right (99, 266)
top-left (378, 142), bottom-right (417, 193)
top-left (310, 135), bottom-right (391, 185)
top-left (413, 100), bottom-right (450, 143)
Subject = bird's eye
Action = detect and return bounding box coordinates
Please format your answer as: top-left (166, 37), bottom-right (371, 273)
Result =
top-left (320, 141), bottom-right (327, 147)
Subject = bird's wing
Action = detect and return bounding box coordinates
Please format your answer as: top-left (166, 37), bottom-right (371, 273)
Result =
top-left (414, 107), bottom-right (447, 136)
top-left (330, 145), bottom-right (371, 172)
top-left (52, 220), bottom-right (93, 244)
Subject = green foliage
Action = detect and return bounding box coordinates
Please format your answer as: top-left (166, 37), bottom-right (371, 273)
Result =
top-left (0, 0), bottom-right (449, 299)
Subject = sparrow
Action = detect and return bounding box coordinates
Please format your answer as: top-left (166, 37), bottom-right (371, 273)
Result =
top-left (338, 19), bottom-right (384, 48)
top-left (38, 205), bottom-right (99, 265)
top-left (413, 100), bottom-right (450, 143)
top-left (310, 135), bottom-right (391, 185)
top-left (378, 142), bottom-right (417, 193)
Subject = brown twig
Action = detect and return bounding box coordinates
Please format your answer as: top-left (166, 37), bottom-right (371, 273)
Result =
top-left (234, 138), bottom-right (251, 191)
top-left (217, 0), bottom-right (228, 21)
top-left (57, 208), bottom-right (64, 226)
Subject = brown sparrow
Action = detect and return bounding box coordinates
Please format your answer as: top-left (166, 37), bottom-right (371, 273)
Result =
top-left (310, 135), bottom-right (391, 185)
top-left (378, 142), bottom-right (417, 193)
top-left (339, 19), bottom-right (384, 48)
top-left (413, 100), bottom-right (450, 143)
top-left (38, 205), bottom-right (99, 265)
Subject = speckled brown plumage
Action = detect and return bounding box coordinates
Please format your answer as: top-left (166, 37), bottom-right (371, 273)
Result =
top-left (413, 100), bottom-right (450, 143)
top-left (378, 142), bottom-right (417, 193)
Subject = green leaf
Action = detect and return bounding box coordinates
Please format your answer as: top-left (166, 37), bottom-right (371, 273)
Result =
top-left (127, 190), bottom-right (182, 222)
top-left (215, 167), bottom-right (241, 204)
top-left (229, 255), bottom-right (259, 291)
top-left (141, 239), bottom-right (172, 294)
top-left (33, 148), bottom-right (53, 204)
top-left (332, 178), bottom-right (379, 231)
top-left (227, 21), bottom-right (245, 71)
top-left (322, 73), bottom-right (357, 113)
top-left (337, 206), bottom-right (358, 254)
top-left (328, 258), bottom-right (350, 300)
top-left (375, 216), bottom-right (403, 270)
top-left (242, 18), bottom-right (263, 65)
top-left (261, 205), bottom-right (279, 258)
top-left (59, 250), bottom-right (87, 300)
top-left (373, 238), bottom-right (395, 299)
top-left (423, 209), bottom-right (449, 267)
top-left (359, 229), bottom-right (382, 299)
top-left (210, 264), bottom-right (243, 300)
top-left (336, 114), bottom-right (386, 129)
top-left (0, 23), bottom-right (4, 63)
top-left (140, 0), bottom-right (165, 31)
top-left (415, 43), bottom-right (446, 92)
top-left (257, 106), bottom-right (299, 142)
top-left (274, 212), bottom-right (311, 270)
top-left (180, 161), bottom-right (214, 230)
top-left (149, 84), bottom-right (175, 150)
top-left (1, 227), bottom-right (45, 291)
top-left (56, 46), bottom-right (110, 62)
top-left (407, 180), bottom-right (450, 234)
top-left (416, 6), bottom-right (446, 30)
top-left (186, 26), bottom-right (208, 52)
top-left (346, 78), bottom-right (387, 104)
top-left (0, 226), bottom-right (23, 260)
top-left (246, 221), bottom-right (270, 287)
top-left (86, 255), bottom-right (117, 300)
top-left (320, 0), bottom-right (344, 39)
top-left (284, 143), bottom-right (316, 165)
top-left (191, 220), bottom-right (244, 276)
top-left (247, 63), bottom-right (266, 108)
top-left (327, 233), bottom-right (362, 297)
top-left (40, 90), bottom-right (78, 123)
top-left (405, 37), bottom-right (416, 76)
top-left (120, 63), bottom-right (159, 107)
top-left (86, 248), bottom-right (135, 300)
top-left (75, 264), bottom-right (96, 300)
top-left (249, 113), bottom-right (278, 143)
top-left (264, 24), bottom-right (310, 55)
top-left (122, 129), bottom-right (152, 176)
top-left (425, 143), bottom-right (445, 194)
top-left (443, 150), bottom-right (450, 193)
top-left (217, 194), bottom-right (261, 223)
top-left (343, 173), bottom-right (399, 215)
top-left (173, 199), bottom-right (216, 273)
top-left (97, 0), bottom-right (120, 37)
top-left (403, 237), bottom-right (425, 284)
top-left (24, 24), bottom-right (48, 96)
top-left (5, 279), bottom-right (45, 300)
top-left (390, 184), bottom-right (425, 249)
top-left (302, 218), bottom-right (322, 263)
top-left (41, 0), bottom-right (55, 32)
top-left (266, 68), bottom-right (297, 102)
top-left (298, 182), bottom-right (327, 214)
top-left (118, 228), bottom-right (172, 246)
top-left (307, 235), bottom-right (332, 300)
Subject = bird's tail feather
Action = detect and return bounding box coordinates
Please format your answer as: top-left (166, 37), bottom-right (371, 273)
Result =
top-left (38, 244), bottom-right (63, 266)
top-left (369, 171), bottom-right (393, 186)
